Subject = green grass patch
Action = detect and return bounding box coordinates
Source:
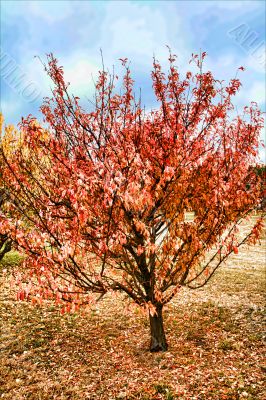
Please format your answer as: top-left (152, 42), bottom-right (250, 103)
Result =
top-left (0, 250), bottom-right (24, 269)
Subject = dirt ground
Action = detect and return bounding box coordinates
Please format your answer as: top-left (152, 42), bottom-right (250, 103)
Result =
top-left (0, 216), bottom-right (265, 399)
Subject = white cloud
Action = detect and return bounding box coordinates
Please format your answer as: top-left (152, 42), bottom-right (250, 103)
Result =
top-left (245, 51), bottom-right (266, 74)
top-left (259, 147), bottom-right (266, 164)
top-left (19, 52), bottom-right (100, 101)
top-left (20, 57), bottom-right (51, 99)
top-left (26, 1), bottom-right (74, 24)
top-left (243, 81), bottom-right (266, 107)
top-left (213, 0), bottom-right (260, 10)
top-left (63, 56), bottom-right (99, 97)
top-left (98, 1), bottom-right (186, 70)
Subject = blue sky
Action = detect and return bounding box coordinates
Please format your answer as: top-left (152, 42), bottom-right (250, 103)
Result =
top-left (0, 0), bottom-right (265, 158)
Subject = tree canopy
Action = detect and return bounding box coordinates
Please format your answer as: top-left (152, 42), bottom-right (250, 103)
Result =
top-left (0, 52), bottom-right (264, 351)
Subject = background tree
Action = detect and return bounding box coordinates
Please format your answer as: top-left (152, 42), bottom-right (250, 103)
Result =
top-left (0, 52), bottom-right (264, 351)
top-left (0, 188), bottom-right (12, 261)
top-left (0, 115), bottom-right (16, 261)
top-left (253, 164), bottom-right (266, 210)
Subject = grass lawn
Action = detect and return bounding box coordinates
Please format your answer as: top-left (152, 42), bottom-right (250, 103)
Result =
top-left (0, 218), bottom-right (265, 399)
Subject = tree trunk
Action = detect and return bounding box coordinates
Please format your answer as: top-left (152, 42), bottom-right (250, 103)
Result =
top-left (149, 304), bottom-right (168, 352)
top-left (0, 236), bottom-right (12, 261)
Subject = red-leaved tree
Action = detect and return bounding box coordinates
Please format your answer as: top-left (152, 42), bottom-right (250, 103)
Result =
top-left (0, 52), bottom-right (264, 351)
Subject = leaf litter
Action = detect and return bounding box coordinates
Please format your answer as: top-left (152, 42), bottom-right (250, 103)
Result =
top-left (0, 219), bottom-right (265, 399)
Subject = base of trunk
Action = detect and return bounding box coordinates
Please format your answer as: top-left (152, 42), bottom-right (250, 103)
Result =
top-left (149, 304), bottom-right (168, 352)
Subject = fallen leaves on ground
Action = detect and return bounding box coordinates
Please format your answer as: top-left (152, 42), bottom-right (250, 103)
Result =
top-left (0, 222), bottom-right (265, 399)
